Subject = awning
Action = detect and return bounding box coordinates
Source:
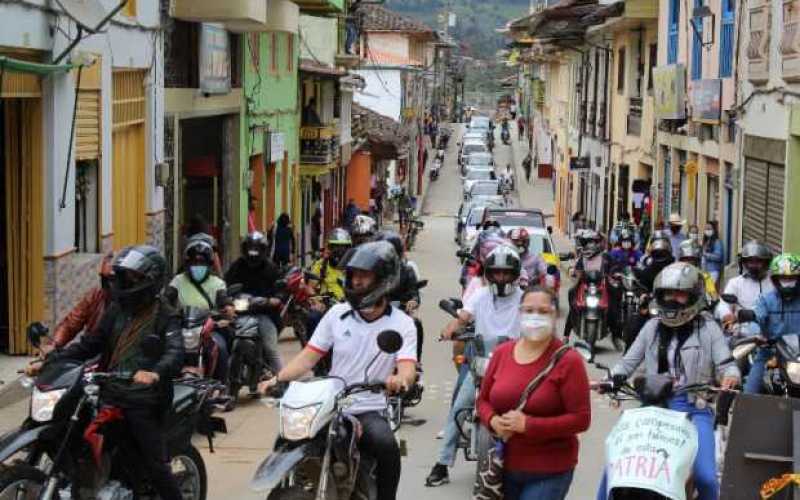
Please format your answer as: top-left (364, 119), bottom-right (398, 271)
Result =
top-left (299, 59), bottom-right (346, 78)
top-left (299, 163), bottom-right (337, 176)
top-left (0, 56), bottom-right (75, 75)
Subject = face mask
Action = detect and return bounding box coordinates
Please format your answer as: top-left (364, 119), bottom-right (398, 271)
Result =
top-left (520, 313), bottom-right (553, 341)
top-left (690, 233), bottom-right (699, 241)
top-left (704, 230), bottom-right (714, 238)
top-left (622, 241), bottom-right (632, 250)
top-left (189, 265), bottom-right (209, 282)
top-left (779, 279), bottom-right (798, 289)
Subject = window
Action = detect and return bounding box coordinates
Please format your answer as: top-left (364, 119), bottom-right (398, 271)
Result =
top-left (648, 43), bottom-right (657, 91)
top-left (668, 0), bottom-right (680, 64)
top-left (691, 0), bottom-right (703, 80)
top-left (270, 33), bottom-right (278, 73)
top-left (286, 33), bottom-right (294, 72)
top-left (75, 160), bottom-right (100, 253)
top-left (719, 0), bottom-right (735, 77)
top-left (617, 47), bottom-right (626, 94)
top-left (122, 0), bottom-right (136, 18)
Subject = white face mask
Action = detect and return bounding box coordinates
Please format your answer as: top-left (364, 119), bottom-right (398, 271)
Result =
top-left (779, 279), bottom-right (798, 289)
top-left (520, 313), bottom-right (554, 341)
top-left (704, 229), bottom-right (714, 237)
top-left (622, 241), bottom-right (632, 250)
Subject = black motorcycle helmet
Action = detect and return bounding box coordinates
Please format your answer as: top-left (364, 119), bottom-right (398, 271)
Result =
top-left (373, 230), bottom-right (404, 258)
top-left (241, 231), bottom-right (269, 268)
top-left (344, 241), bottom-right (401, 311)
top-left (111, 245), bottom-right (167, 309)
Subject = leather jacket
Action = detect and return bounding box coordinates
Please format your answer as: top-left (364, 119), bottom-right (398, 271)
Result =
top-left (52, 287), bottom-right (111, 348)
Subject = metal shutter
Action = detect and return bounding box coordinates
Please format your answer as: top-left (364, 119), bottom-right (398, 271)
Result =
top-left (742, 157), bottom-right (785, 253)
top-left (766, 163), bottom-right (785, 253)
top-left (76, 89), bottom-right (100, 160)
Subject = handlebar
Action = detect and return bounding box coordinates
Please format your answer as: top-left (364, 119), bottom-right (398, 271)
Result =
top-left (438, 299), bottom-right (460, 318)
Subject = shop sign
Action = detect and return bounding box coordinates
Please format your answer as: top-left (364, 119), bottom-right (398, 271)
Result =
top-left (570, 156), bottom-right (590, 170)
top-left (265, 131), bottom-right (285, 164)
top-left (199, 23), bottom-right (231, 95)
top-left (691, 79), bottom-right (721, 124)
top-left (653, 64), bottom-right (686, 120)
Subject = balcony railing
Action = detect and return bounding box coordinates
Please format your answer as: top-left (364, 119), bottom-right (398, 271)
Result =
top-left (171, 0), bottom-right (267, 32)
top-left (300, 125), bottom-right (340, 165)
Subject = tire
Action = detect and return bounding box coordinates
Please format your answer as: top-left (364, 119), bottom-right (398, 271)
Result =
top-left (387, 396), bottom-right (403, 433)
top-left (267, 486), bottom-right (314, 500)
top-left (585, 319), bottom-right (599, 357)
top-left (228, 353), bottom-right (243, 406)
top-left (474, 424), bottom-right (494, 484)
top-left (0, 463), bottom-right (46, 500)
top-left (171, 445), bottom-right (208, 500)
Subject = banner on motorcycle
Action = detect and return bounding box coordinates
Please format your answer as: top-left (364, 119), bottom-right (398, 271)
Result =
top-left (605, 407), bottom-right (698, 500)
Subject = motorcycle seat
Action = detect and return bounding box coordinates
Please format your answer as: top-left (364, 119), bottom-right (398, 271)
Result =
top-left (172, 384), bottom-right (196, 409)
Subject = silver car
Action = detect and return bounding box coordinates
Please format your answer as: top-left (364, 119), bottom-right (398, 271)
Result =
top-left (462, 169), bottom-right (496, 197)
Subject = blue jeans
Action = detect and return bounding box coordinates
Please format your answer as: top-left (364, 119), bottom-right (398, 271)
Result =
top-left (504, 469), bottom-right (574, 500)
top-left (210, 332), bottom-right (230, 383)
top-left (744, 347), bottom-right (772, 394)
top-left (596, 395), bottom-right (718, 500)
top-left (438, 371), bottom-right (475, 466)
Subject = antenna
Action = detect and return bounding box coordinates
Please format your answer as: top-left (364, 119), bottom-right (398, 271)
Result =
top-left (54, 0), bottom-right (110, 34)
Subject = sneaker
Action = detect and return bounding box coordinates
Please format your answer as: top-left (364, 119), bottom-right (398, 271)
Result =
top-left (436, 429), bottom-right (445, 439)
top-left (425, 463), bottom-right (450, 487)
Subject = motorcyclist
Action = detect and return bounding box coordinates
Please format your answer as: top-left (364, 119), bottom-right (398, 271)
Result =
top-left (351, 213), bottom-right (378, 247)
top-left (564, 229), bottom-right (608, 339)
top-left (259, 241), bottom-right (418, 500)
top-left (426, 245), bottom-right (523, 487)
top-left (609, 212), bottom-right (639, 248)
top-left (715, 241), bottom-right (775, 336)
top-left (608, 228), bottom-right (642, 271)
top-left (744, 253), bottom-right (800, 394)
top-left (598, 262), bottom-right (739, 500)
top-left (167, 238), bottom-right (234, 382)
top-left (310, 228), bottom-right (351, 302)
top-left (462, 226), bottom-right (506, 296)
top-left (224, 231), bottom-right (285, 374)
top-left (38, 252), bottom-right (115, 355)
top-left (373, 230), bottom-right (425, 362)
top-left (509, 227), bottom-right (558, 290)
top-left (677, 239), bottom-right (719, 305)
top-left (26, 245), bottom-right (185, 500)
top-left (633, 233), bottom-right (674, 292)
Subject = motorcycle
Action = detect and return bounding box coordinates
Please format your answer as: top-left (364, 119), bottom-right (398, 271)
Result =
top-left (438, 299), bottom-right (499, 479)
top-left (430, 158), bottom-right (442, 180)
top-left (278, 267), bottom-right (320, 348)
top-left (228, 293), bottom-right (279, 405)
top-left (583, 343), bottom-right (729, 500)
top-left (180, 306), bottom-right (219, 379)
top-left (405, 218), bottom-right (424, 251)
top-left (0, 327), bottom-right (227, 500)
top-left (438, 128), bottom-right (451, 149)
top-left (500, 128), bottom-right (510, 145)
top-left (574, 270), bottom-right (613, 356)
top-left (250, 330), bottom-right (404, 500)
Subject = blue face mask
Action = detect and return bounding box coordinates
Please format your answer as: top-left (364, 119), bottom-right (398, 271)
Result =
top-left (189, 265), bottom-right (209, 282)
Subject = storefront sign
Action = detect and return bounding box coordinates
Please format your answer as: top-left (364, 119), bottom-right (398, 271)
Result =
top-left (265, 131), bottom-right (285, 164)
top-left (199, 23), bottom-right (231, 95)
top-left (691, 79), bottom-right (722, 123)
top-left (570, 156), bottom-right (590, 170)
top-left (653, 64), bottom-right (686, 120)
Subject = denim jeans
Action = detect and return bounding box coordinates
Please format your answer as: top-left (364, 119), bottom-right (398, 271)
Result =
top-left (504, 469), bottom-right (574, 500)
top-left (596, 395), bottom-right (718, 500)
top-left (256, 315), bottom-right (283, 374)
top-left (210, 332), bottom-right (230, 383)
top-left (438, 371), bottom-right (475, 466)
top-left (744, 347), bottom-right (772, 394)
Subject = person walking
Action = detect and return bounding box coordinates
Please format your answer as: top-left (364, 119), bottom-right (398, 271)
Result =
top-left (311, 206), bottom-right (322, 254)
top-left (522, 153), bottom-right (533, 184)
top-left (270, 213), bottom-right (295, 266)
top-left (477, 286), bottom-right (591, 499)
top-left (517, 116), bottom-right (526, 141)
top-left (702, 221), bottom-right (724, 286)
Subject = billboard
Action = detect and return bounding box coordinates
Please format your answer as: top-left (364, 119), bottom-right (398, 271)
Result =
top-left (691, 79), bottom-right (722, 124)
top-left (653, 64), bottom-right (686, 120)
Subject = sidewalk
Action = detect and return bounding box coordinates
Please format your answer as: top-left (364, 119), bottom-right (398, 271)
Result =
top-left (509, 135), bottom-right (573, 253)
top-left (0, 353), bottom-right (33, 406)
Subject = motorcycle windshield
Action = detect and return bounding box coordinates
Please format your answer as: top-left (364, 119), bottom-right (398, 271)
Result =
top-left (36, 360), bottom-right (83, 391)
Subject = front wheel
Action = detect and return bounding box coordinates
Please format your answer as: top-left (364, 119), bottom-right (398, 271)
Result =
top-left (0, 463), bottom-right (46, 500)
top-left (584, 319), bottom-right (599, 357)
top-left (267, 486), bottom-right (314, 500)
top-left (172, 445), bottom-right (208, 500)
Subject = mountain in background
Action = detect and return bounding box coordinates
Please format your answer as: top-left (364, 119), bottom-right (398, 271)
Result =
top-left (384, 0), bottom-right (529, 60)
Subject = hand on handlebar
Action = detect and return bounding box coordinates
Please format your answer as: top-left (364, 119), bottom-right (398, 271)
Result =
top-left (258, 376), bottom-right (278, 395)
top-left (133, 370), bottom-right (160, 386)
top-left (720, 376), bottom-right (740, 391)
top-left (25, 360), bottom-right (44, 377)
top-left (384, 374), bottom-right (407, 394)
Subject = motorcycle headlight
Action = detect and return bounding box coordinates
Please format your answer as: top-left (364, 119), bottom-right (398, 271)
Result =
top-left (31, 388), bottom-right (67, 422)
top-left (182, 326), bottom-right (202, 351)
top-left (234, 298), bottom-right (250, 312)
top-left (280, 404), bottom-right (321, 441)
top-left (786, 362), bottom-right (800, 385)
top-left (586, 296), bottom-right (600, 308)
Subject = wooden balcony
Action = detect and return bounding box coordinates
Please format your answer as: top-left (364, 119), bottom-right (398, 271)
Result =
top-left (300, 125), bottom-right (340, 165)
top-left (293, 0), bottom-right (344, 14)
top-left (171, 0), bottom-right (267, 32)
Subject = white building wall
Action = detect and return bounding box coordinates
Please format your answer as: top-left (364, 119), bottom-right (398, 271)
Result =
top-left (0, 0), bottom-right (163, 255)
top-left (353, 69), bottom-right (403, 121)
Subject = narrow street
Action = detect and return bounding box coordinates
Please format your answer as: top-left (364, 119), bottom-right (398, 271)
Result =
top-left (0, 127), bottom-right (624, 499)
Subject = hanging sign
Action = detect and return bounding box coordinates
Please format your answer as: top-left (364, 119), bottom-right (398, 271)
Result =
top-left (199, 23), bottom-right (231, 95)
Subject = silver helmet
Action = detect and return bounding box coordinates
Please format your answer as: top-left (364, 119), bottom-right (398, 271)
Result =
top-left (653, 262), bottom-right (706, 328)
top-left (678, 239), bottom-right (702, 265)
top-left (484, 245), bottom-right (521, 297)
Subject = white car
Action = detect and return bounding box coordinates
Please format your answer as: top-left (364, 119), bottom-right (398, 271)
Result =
top-left (462, 169), bottom-right (496, 197)
top-left (467, 180), bottom-right (501, 199)
top-left (464, 152), bottom-right (493, 170)
top-left (459, 140), bottom-right (489, 166)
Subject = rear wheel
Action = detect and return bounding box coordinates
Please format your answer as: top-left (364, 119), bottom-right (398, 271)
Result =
top-left (228, 354), bottom-right (243, 407)
top-left (172, 445), bottom-right (208, 500)
top-left (0, 464), bottom-right (45, 500)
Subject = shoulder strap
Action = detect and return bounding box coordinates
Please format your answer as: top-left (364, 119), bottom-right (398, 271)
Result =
top-left (188, 276), bottom-right (215, 310)
top-left (516, 345), bottom-right (571, 411)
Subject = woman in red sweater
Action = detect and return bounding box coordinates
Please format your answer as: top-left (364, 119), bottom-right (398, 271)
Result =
top-left (478, 286), bottom-right (591, 499)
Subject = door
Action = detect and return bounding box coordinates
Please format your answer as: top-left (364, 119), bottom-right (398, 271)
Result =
top-left (1, 99), bottom-right (44, 354)
top-left (111, 70), bottom-right (146, 250)
top-left (742, 157), bottom-right (785, 253)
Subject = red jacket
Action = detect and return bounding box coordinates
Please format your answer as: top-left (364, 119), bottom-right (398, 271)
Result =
top-left (53, 287), bottom-right (111, 348)
top-left (477, 339), bottom-right (591, 474)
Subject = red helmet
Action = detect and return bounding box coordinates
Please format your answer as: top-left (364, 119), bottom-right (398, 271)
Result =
top-left (508, 228), bottom-right (530, 252)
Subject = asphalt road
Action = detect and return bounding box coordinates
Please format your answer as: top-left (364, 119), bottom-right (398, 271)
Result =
top-left (0, 126), bottom-right (625, 500)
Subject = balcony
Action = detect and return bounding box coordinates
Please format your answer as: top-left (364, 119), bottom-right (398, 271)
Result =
top-left (300, 125), bottom-right (340, 166)
top-left (293, 0), bottom-right (344, 14)
top-left (171, 0), bottom-right (267, 33)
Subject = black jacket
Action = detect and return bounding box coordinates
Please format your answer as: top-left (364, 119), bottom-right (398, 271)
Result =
top-left (51, 299), bottom-right (184, 404)
top-left (225, 257), bottom-right (284, 325)
top-left (390, 263), bottom-right (421, 304)
top-left (634, 255), bottom-right (675, 292)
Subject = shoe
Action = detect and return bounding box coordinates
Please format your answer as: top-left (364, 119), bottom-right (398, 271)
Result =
top-left (436, 429), bottom-right (445, 439)
top-left (425, 463), bottom-right (450, 487)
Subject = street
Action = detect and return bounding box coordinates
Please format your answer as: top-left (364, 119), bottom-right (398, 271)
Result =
top-left (0, 128), bottom-right (624, 500)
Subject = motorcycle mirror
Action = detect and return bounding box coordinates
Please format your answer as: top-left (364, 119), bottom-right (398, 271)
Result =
top-left (732, 338), bottom-right (759, 360)
top-left (438, 299), bottom-right (459, 318)
top-left (547, 226), bottom-right (553, 235)
top-left (572, 340), bottom-right (593, 362)
top-left (26, 322), bottom-right (48, 348)
top-left (377, 330), bottom-right (403, 354)
top-left (141, 334), bottom-right (163, 359)
top-left (720, 294), bottom-right (739, 305)
top-left (450, 298), bottom-right (464, 309)
top-left (416, 279), bottom-right (428, 290)
top-left (737, 309), bottom-right (757, 323)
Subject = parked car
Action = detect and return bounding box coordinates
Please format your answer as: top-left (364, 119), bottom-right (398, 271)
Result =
top-left (458, 139), bottom-right (489, 166)
top-left (466, 180), bottom-right (501, 200)
top-left (468, 116), bottom-right (491, 132)
top-left (480, 207), bottom-right (547, 230)
top-left (462, 169), bottom-right (496, 197)
top-left (462, 152), bottom-right (494, 174)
